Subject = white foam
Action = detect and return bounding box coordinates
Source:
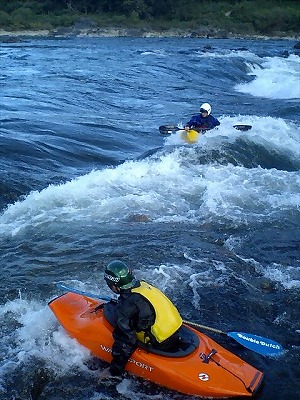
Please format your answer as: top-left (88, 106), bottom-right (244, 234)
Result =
top-left (142, 261), bottom-right (233, 310)
top-left (223, 242), bottom-right (300, 290)
top-left (140, 50), bottom-right (167, 57)
top-left (262, 265), bottom-right (300, 290)
top-left (0, 116), bottom-right (298, 236)
top-left (0, 297), bottom-right (91, 387)
top-left (166, 115), bottom-right (300, 157)
top-left (235, 55), bottom-right (300, 99)
top-left (195, 49), bottom-right (259, 60)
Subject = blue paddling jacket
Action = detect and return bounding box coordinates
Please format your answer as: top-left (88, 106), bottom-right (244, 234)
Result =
top-left (185, 114), bottom-right (220, 130)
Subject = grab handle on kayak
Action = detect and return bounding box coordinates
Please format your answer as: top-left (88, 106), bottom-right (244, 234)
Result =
top-left (200, 349), bottom-right (217, 363)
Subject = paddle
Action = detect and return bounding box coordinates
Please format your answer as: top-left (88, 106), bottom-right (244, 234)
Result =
top-left (183, 320), bottom-right (284, 357)
top-left (55, 284), bottom-right (283, 356)
top-left (56, 283), bottom-right (111, 302)
top-left (233, 124), bottom-right (252, 131)
top-left (159, 124), bottom-right (252, 134)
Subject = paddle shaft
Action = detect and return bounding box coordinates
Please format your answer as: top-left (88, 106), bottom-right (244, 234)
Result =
top-left (56, 284), bottom-right (283, 356)
top-left (56, 283), bottom-right (111, 301)
top-left (183, 319), bottom-right (283, 356)
top-left (159, 124), bottom-right (252, 134)
top-left (183, 319), bottom-right (225, 335)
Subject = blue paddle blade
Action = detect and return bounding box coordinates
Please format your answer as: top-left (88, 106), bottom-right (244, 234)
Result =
top-left (228, 331), bottom-right (284, 356)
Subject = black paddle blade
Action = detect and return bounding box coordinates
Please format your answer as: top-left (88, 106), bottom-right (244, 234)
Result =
top-left (233, 124), bottom-right (252, 131)
top-left (159, 125), bottom-right (179, 134)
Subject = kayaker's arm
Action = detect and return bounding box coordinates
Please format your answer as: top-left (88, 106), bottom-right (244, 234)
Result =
top-left (94, 298), bottom-right (117, 313)
top-left (109, 299), bottom-right (140, 377)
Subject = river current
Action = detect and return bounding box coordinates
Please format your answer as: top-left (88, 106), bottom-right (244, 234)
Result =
top-left (0, 36), bottom-right (299, 400)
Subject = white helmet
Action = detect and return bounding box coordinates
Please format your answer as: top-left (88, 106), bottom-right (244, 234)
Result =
top-left (200, 103), bottom-right (211, 115)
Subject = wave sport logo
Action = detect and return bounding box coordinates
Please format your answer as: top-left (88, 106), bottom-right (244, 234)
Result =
top-left (100, 344), bottom-right (154, 372)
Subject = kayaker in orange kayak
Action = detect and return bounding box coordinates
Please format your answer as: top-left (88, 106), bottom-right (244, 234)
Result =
top-left (99, 260), bottom-right (182, 380)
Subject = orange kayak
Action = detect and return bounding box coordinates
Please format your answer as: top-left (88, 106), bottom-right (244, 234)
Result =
top-left (49, 292), bottom-right (263, 398)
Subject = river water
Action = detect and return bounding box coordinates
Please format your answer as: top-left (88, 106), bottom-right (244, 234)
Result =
top-left (0, 36), bottom-right (299, 400)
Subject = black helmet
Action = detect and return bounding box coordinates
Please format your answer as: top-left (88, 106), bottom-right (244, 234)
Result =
top-left (104, 260), bottom-right (136, 290)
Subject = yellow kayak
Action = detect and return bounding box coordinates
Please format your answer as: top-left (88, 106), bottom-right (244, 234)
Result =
top-left (180, 129), bottom-right (201, 144)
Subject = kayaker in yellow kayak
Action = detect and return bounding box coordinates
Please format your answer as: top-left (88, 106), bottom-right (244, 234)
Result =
top-left (184, 102), bottom-right (220, 132)
top-left (99, 260), bottom-right (182, 380)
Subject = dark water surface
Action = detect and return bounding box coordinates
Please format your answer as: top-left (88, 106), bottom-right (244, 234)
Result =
top-left (0, 37), bottom-right (299, 400)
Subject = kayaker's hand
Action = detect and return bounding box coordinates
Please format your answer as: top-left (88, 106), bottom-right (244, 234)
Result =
top-left (99, 367), bottom-right (113, 381)
top-left (99, 367), bottom-right (122, 382)
top-left (184, 126), bottom-right (189, 131)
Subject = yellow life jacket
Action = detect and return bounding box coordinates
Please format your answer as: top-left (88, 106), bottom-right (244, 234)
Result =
top-left (132, 281), bottom-right (182, 343)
